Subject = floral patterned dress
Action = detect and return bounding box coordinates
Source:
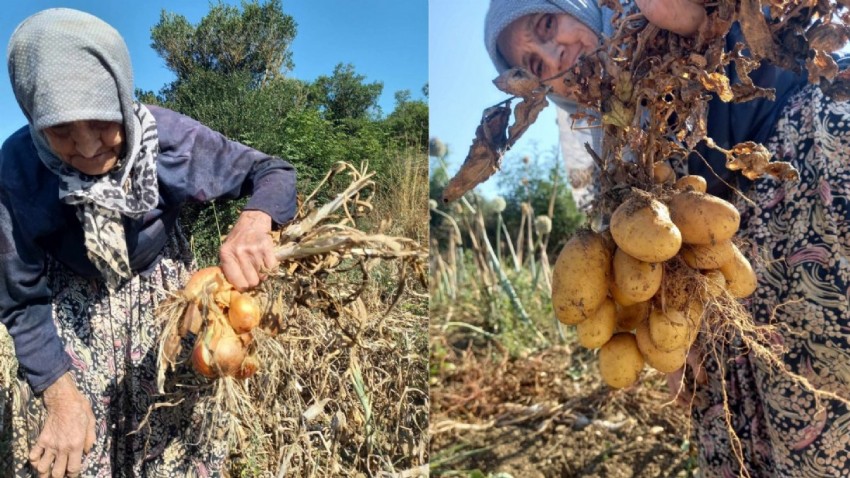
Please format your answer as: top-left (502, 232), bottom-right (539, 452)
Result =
top-left (0, 228), bottom-right (228, 478)
top-left (691, 84), bottom-right (850, 476)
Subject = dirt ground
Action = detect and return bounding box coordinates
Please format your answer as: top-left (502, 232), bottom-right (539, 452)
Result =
top-left (430, 331), bottom-right (699, 478)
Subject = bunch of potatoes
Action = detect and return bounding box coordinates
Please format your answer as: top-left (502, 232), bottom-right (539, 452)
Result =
top-left (552, 168), bottom-right (757, 389)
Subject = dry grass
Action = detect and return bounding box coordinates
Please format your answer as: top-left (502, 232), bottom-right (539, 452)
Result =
top-left (156, 162), bottom-right (430, 477)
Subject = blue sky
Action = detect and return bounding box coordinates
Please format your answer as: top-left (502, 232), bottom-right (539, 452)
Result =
top-left (0, 0), bottom-right (427, 140)
top-left (429, 0), bottom-right (580, 199)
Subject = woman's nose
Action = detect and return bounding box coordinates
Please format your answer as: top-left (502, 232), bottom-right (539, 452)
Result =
top-left (70, 124), bottom-right (102, 158)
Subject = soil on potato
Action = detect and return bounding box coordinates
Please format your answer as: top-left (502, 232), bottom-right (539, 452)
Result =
top-left (430, 332), bottom-right (699, 478)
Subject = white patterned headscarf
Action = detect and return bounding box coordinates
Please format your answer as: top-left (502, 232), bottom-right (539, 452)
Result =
top-left (8, 8), bottom-right (159, 287)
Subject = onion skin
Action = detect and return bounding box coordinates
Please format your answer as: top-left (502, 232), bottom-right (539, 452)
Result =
top-left (183, 266), bottom-right (226, 302)
top-left (179, 302), bottom-right (203, 337)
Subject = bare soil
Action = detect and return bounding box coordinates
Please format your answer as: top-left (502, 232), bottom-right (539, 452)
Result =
top-left (430, 328), bottom-right (699, 478)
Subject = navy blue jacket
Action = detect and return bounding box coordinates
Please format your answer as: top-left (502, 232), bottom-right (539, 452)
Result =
top-left (0, 105), bottom-right (297, 393)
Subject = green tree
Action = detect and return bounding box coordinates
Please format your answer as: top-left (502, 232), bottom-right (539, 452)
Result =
top-left (309, 63), bottom-right (383, 121)
top-left (384, 86), bottom-right (429, 152)
top-left (496, 147), bottom-right (585, 257)
top-left (151, 0), bottom-right (297, 85)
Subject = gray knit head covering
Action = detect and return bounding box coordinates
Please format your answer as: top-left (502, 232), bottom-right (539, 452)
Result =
top-left (7, 8), bottom-right (160, 287)
top-left (8, 8), bottom-right (132, 139)
top-left (485, 0), bottom-right (608, 74)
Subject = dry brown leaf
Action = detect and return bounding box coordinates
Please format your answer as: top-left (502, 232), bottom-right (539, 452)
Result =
top-left (808, 50), bottom-right (840, 83)
top-left (738, 0), bottom-right (777, 61)
top-left (442, 105), bottom-right (511, 203)
top-left (725, 141), bottom-right (799, 181)
top-left (508, 95), bottom-right (549, 145)
top-left (493, 67), bottom-right (544, 97)
top-left (807, 23), bottom-right (850, 52)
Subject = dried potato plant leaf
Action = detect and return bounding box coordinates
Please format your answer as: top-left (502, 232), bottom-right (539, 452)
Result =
top-left (807, 23), bottom-right (850, 52)
top-left (442, 104), bottom-right (511, 203)
top-left (724, 141), bottom-right (799, 181)
top-left (738, 0), bottom-right (777, 61)
top-left (493, 67), bottom-right (544, 97)
top-left (700, 72), bottom-right (735, 102)
top-left (821, 68), bottom-right (850, 101)
top-left (807, 50), bottom-right (840, 83)
top-left (508, 94), bottom-right (549, 144)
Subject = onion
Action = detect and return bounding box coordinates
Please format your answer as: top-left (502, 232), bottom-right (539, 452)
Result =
top-left (228, 291), bottom-right (261, 334)
top-left (235, 354), bottom-right (260, 379)
top-left (212, 335), bottom-right (247, 376)
top-left (190, 339), bottom-right (217, 378)
top-left (183, 266), bottom-right (226, 301)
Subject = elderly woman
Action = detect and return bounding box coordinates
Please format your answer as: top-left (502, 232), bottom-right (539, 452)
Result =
top-left (1, 8), bottom-right (296, 477)
top-left (486, 0), bottom-right (850, 476)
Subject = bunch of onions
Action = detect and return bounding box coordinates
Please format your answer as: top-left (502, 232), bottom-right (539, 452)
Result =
top-left (182, 267), bottom-right (262, 379)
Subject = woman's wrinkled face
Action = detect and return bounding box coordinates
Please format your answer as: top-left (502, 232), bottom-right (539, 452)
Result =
top-left (42, 120), bottom-right (124, 176)
top-left (497, 13), bottom-right (599, 98)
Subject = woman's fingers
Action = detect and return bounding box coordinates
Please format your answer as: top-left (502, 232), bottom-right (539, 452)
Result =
top-left (220, 210), bottom-right (276, 290)
top-left (66, 448), bottom-right (84, 478)
top-left (635, 0), bottom-right (707, 36)
top-left (28, 444), bottom-right (44, 465)
top-left (49, 453), bottom-right (67, 478)
top-left (84, 413), bottom-right (96, 454)
top-left (35, 448), bottom-right (55, 478)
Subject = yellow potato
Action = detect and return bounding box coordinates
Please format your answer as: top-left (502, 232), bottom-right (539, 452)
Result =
top-left (648, 307), bottom-right (691, 352)
top-left (668, 191), bottom-right (740, 245)
top-left (653, 161), bottom-right (675, 184)
top-left (635, 321), bottom-right (688, 373)
top-left (680, 239), bottom-right (735, 269)
top-left (577, 299), bottom-right (617, 349)
top-left (719, 243), bottom-right (758, 298)
top-left (551, 230), bottom-right (612, 324)
top-left (610, 279), bottom-right (638, 307)
top-left (598, 333), bottom-right (645, 389)
top-left (610, 196), bottom-right (682, 263)
top-left (616, 301), bottom-right (650, 331)
top-left (613, 248), bottom-right (663, 303)
top-left (674, 175), bottom-right (707, 193)
top-left (702, 269), bottom-right (726, 298)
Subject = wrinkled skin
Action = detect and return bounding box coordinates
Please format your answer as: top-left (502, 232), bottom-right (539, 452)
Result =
top-left (220, 209), bottom-right (279, 291)
top-left (29, 373), bottom-right (95, 478)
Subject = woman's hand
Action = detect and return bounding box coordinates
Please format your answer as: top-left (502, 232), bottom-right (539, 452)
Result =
top-left (666, 347), bottom-right (708, 408)
top-left (636, 0), bottom-right (707, 36)
top-left (220, 210), bottom-right (278, 291)
top-left (29, 373), bottom-right (95, 478)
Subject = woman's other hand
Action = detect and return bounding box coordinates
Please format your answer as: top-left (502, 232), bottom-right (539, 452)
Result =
top-left (29, 373), bottom-right (95, 478)
top-left (636, 0), bottom-right (707, 36)
top-left (220, 210), bottom-right (278, 291)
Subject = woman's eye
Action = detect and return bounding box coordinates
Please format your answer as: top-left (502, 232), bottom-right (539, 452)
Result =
top-left (47, 125), bottom-right (71, 137)
top-left (537, 14), bottom-right (553, 37)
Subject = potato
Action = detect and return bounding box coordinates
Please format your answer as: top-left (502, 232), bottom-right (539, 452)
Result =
top-left (703, 269), bottom-right (726, 298)
top-left (635, 321), bottom-right (688, 373)
top-left (668, 191), bottom-right (740, 245)
top-left (616, 301), bottom-right (650, 331)
top-left (719, 243), bottom-right (758, 298)
top-left (674, 175), bottom-right (707, 193)
top-left (613, 248), bottom-right (663, 303)
top-left (577, 299), bottom-right (617, 349)
top-left (610, 196), bottom-right (682, 263)
top-left (599, 333), bottom-right (645, 389)
top-left (610, 279), bottom-right (638, 307)
top-left (648, 307), bottom-right (691, 352)
top-left (552, 230), bottom-right (613, 324)
top-left (653, 161), bottom-right (675, 184)
top-left (680, 239), bottom-right (735, 269)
